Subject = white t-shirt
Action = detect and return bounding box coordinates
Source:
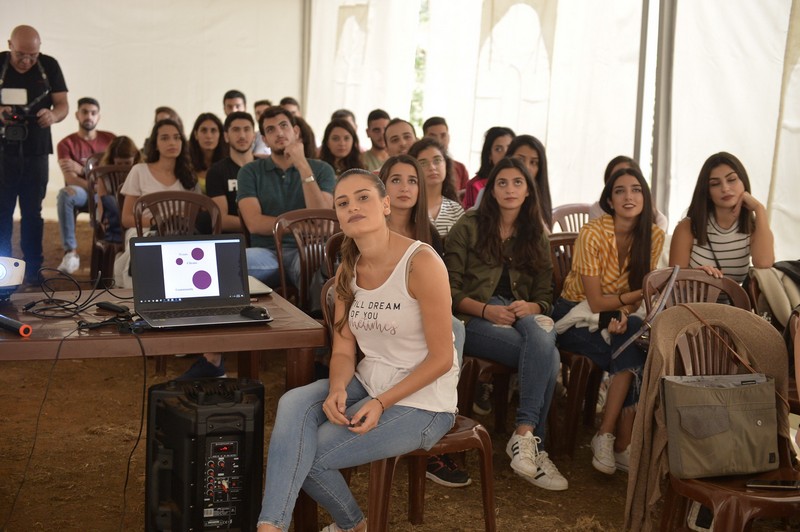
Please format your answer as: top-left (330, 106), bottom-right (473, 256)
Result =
top-left (120, 163), bottom-right (200, 197)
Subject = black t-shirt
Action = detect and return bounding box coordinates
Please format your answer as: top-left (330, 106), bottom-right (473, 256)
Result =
top-left (205, 157), bottom-right (241, 216)
top-left (0, 52), bottom-right (68, 155)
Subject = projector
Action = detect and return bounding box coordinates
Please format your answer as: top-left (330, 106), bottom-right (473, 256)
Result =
top-left (0, 257), bottom-right (25, 301)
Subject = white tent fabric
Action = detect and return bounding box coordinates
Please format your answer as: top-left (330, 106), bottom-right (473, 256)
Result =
top-left (306, 0), bottom-right (798, 260)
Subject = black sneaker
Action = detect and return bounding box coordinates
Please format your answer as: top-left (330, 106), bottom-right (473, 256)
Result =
top-left (425, 454), bottom-right (472, 487)
top-left (177, 357), bottom-right (226, 380)
top-left (473, 382), bottom-right (493, 415)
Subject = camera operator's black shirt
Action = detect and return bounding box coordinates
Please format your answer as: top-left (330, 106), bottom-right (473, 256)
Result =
top-left (1, 51), bottom-right (68, 155)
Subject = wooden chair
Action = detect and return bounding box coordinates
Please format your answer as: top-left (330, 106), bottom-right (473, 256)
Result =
top-left (86, 164), bottom-right (131, 284)
top-left (658, 309), bottom-right (800, 531)
top-left (548, 232), bottom-right (604, 456)
top-left (273, 208), bottom-right (340, 313)
top-left (643, 268), bottom-right (752, 312)
top-left (324, 231), bottom-right (345, 279)
top-left (133, 191), bottom-right (221, 374)
top-left (551, 203), bottom-right (591, 233)
top-left (134, 191), bottom-right (221, 237)
top-left (320, 279), bottom-right (497, 531)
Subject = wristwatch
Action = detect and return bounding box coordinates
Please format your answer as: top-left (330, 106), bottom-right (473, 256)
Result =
top-left (303, 174), bottom-right (315, 183)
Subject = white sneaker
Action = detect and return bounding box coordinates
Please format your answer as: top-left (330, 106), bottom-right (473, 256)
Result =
top-left (615, 445), bottom-right (630, 473)
top-left (506, 431), bottom-right (568, 491)
top-left (58, 251), bottom-right (80, 274)
top-left (320, 520), bottom-right (367, 532)
top-left (591, 432), bottom-right (616, 474)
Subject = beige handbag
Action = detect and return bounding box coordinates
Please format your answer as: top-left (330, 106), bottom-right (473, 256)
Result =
top-left (662, 373), bottom-right (778, 479)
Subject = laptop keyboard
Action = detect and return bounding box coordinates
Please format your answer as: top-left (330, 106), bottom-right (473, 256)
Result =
top-left (146, 306), bottom-right (247, 320)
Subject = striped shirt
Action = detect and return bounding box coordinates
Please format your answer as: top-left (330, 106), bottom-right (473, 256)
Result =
top-left (432, 197), bottom-right (465, 238)
top-left (688, 215), bottom-right (751, 284)
top-left (561, 214), bottom-right (665, 302)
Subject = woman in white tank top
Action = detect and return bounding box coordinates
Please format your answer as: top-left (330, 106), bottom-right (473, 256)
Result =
top-left (257, 169), bottom-right (458, 532)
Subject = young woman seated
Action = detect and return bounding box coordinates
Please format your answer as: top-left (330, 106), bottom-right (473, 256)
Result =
top-left (552, 166), bottom-right (664, 475)
top-left (444, 157), bottom-right (567, 491)
top-left (408, 138), bottom-right (464, 238)
top-left (256, 169), bottom-right (459, 532)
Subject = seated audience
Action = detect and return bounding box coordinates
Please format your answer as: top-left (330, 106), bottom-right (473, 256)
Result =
top-left (445, 157), bottom-right (567, 491)
top-left (294, 116), bottom-right (319, 159)
top-left (279, 96), bottom-right (301, 117)
top-left (552, 166), bottom-right (664, 475)
top-left (362, 109), bottom-right (390, 171)
top-left (588, 156), bottom-right (668, 232)
top-left (223, 89), bottom-right (269, 158)
top-left (94, 135), bottom-right (142, 244)
top-left (331, 108), bottom-right (357, 131)
top-left (408, 138), bottom-right (464, 238)
top-left (507, 134), bottom-right (553, 230)
top-left (379, 154), bottom-right (470, 487)
top-left (422, 116), bottom-right (469, 194)
top-left (205, 111), bottom-right (255, 232)
top-left (237, 106), bottom-right (335, 288)
top-left (256, 169), bottom-right (458, 532)
top-left (384, 118), bottom-right (417, 157)
top-left (254, 99), bottom-right (272, 122)
top-left (319, 118), bottom-right (364, 175)
top-left (143, 106), bottom-right (183, 153)
top-left (463, 126), bottom-right (515, 209)
top-left (56, 97), bottom-right (116, 274)
top-left (669, 151), bottom-right (774, 282)
top-left (188, 112), bottom-right (226, 193)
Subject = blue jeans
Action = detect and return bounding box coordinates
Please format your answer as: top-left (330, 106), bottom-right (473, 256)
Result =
top-left (464, 296), bottom-right (559, 441)
top-left (56, 185), bottom-right (88, 251)
top-left (258, 377), bottom-right (454, 530)
top-left (246, 246), bottom-right (300, 288)
top-left (552, 298), bottom-right (646, 406)
top-left (0, 153), bottom-right (48, 273)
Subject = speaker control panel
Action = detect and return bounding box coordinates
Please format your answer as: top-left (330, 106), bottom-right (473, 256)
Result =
top-left (202, 437), bottom-right (244, 528)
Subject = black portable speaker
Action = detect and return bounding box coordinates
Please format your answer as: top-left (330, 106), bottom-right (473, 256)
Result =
top-left (145, 378), bottom-right (264, 531)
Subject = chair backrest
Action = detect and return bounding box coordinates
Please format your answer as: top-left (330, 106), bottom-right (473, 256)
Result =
top-left (551, 203), bottom-right (591, 233)
top-left (274, 208), bottom-right (341, 312)
top-left (674, 324), bottom-right (742, 377)
top-left (548, 232), bottom-right (578, 299)
top-left (83, 151), bottom-right (104, 183)
top-left (643, 268), bottom-right (751, 312)
top-left (86, 164), bottom-right (133, 235)
top-left (321, 276), bottom-right (337, 341)
top-left (133, 191), bottom-right (222, 237)
top-left (325, 231), bottom-right (345, 279)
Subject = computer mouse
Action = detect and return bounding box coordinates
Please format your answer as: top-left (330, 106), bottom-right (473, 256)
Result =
top-left (241, 305), bottom-right (271, 321)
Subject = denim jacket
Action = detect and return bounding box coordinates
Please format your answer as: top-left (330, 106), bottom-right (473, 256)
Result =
top-left (444, 211), bottom-right (554, 323)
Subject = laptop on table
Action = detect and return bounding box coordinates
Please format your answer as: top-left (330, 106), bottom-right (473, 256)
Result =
top-left (130, 233), bottom-right (272, 328)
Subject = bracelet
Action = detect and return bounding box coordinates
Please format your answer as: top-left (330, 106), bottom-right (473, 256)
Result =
top-left (481, 303), bottom-right (488, 319)
top-left (618, 293), bottom-right (625, 306)
top-left (374, 396), bottom-right (385, 413)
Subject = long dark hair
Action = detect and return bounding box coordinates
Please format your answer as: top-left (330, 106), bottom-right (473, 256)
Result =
top-left (475, 157), bottom-right (546, 270)
top-left (603, 155), bottom-right (639, 184)
top-left (188, 113), bottom-right (227, 172)
top-left (687, 151), bottom-right (754, 245)
top-left (294, 116), bottom-right (318, 159)
top-left (99, 136), bottom-right (142, 165)
top-left (144, 119), bottom-right (197, 190)
top-left (599, 167), bottom-right (654, 290)
top-left (378, 154), bottom-right (433, 245)
top-left (319, 118), bottom-right (364, 174)
top-left (507, 134), bottom-right (553, 228)
top-left (333, 169), bottom-right (387, 332)
top-left (476, 126), bottom-right (515, 180)
top-left (407, 137), bottom-right (459, 202)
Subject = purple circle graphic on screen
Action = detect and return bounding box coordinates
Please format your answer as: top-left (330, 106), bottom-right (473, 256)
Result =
top-left (176, 258), bottom-right (183, 265)
top-left (192, 248), bottom-right (204, 260)
top-left (193, 270), bottom-right (212, 290)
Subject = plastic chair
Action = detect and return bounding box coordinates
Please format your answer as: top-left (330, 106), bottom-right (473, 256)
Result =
top-left (643, 268), bottom-right (752, 312)
top-left (324, 231), bottom-right (345, 279)
top-left (320, 279), bottom-right (497, 531)
top-left (551, 203), bottom-right (591, 233)
top-left (657, 309), bottom-right (800, 531)
top-left (273, 208), bottom-right (340, 313)
top-left (548, 232), bottom-right (604, 457)
top-left (134, 190), bottom-right (221, 237)
top-left (86, 164), bottom-right (131, 284)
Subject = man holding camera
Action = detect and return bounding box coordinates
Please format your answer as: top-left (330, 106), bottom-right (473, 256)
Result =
top-left (0, 25), bottom-right (68, 283)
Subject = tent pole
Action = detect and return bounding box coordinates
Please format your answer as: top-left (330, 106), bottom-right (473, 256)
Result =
top-left (651, 0), bottom-right (677, 220)
top-left (633, 0), bottom-right (650, 165)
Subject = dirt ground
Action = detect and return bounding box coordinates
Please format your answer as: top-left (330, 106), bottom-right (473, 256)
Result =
top-left (0, 221), bottom-right (792, 531)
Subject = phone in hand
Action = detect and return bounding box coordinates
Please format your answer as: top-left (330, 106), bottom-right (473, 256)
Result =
top-left (745, 479), bottom-right (800, 490)
top-left (598, 310), bottom-right (622, 330)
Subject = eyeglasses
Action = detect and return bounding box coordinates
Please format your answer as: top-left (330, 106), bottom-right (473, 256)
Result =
top-left (418, 156), bottom-right (445, 168)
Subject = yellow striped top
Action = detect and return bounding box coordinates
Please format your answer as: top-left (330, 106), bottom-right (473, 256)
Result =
top-left (561, 214), bottom-right (665, 302)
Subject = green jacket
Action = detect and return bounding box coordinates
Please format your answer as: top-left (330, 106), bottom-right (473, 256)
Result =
top-left (444, 211), bottom-right (554, 323)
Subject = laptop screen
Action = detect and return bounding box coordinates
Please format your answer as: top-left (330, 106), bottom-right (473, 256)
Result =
top-left (130, 234), bottom-right (249, 308)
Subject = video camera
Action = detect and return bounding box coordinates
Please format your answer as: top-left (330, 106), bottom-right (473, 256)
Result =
top-left (1, 88), bottom-right (31, 142)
